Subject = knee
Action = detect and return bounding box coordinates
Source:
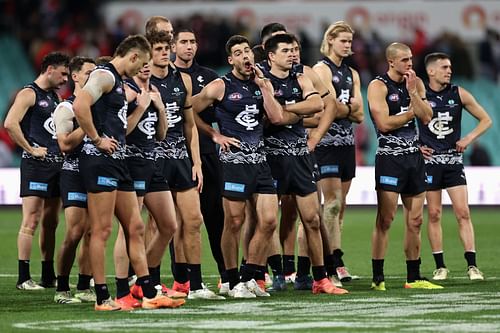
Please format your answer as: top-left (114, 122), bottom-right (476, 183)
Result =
top-left (302, 213), bottom-right (321, 231)
top-left (259, 216), bottom-right (277, 235)
top-left (428, 207), bottom-right (442, 224)
top-left (158, 220), bottom-right (177, 237)
top-left (128, 220), bottom-right (146, 238)
top-left (67, 225), bottom-right (85, 244)
top-left (376, 215), bottom-right (394, 232)
top-left (226, 216), bottom-right (244, 234)
top-left (408, 214), bottom-right (424, 231)
top-left (93, 225), bottom-right (113, 242)
top-left (184, 214), bottom-right (203, 234)
top-left (455, 208), bottom-right (471, 225)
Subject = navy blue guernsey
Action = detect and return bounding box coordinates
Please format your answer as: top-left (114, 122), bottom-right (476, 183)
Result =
top-left (150, 65), bottom-right (188, 159)
top-left (369, 73), bottom-right (419, 156)
top-left (317, 57), bottom-right (355, 147)
top-left (177, 62), bottom-right (219, 155)
top-left (20, 82), bottom-right (62, 161)
top-left (263, 71), bottom-right (308, 156)
top-left (81, 63), bottom-right (128, 159)
top-left (418, 83), bottom-right (463, 164)
top-left (214, 72), bottom-right (265, 164)
top-left (124, 78), bottom-right (158, 160)
top-left (59, 95), bottom-right (84, 171)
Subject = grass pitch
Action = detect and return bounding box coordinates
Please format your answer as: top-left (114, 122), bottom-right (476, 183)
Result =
top-left (0, 206), bottom-right (499, 332)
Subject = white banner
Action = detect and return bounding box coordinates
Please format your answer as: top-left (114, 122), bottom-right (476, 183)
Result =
top-left (103, 1), bottom-right (500, 42)
top-left (1, 167), bottom-right (500, 205)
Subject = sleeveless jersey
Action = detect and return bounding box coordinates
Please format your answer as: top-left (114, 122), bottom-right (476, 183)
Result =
top-left (20, 82), bottom-right (62, 161)
top-left (150, 65), bottom-right (188, 159)
top-left (214, 72), bottom-right (265, 164)
top-left (177, 62), bottom-right (219, 155)
top-left (418, 83), bottom-right (463, 164)
top-left (369, 73), bottom-right (419, 156)
top-left (317, 57), bottom-right (355, 147)
top-left (263, 71), bottom-right (308, 156)
top-left (124, 78), bottom-right (158, 160)
top-left (81, 63), bottom-right (128, 159)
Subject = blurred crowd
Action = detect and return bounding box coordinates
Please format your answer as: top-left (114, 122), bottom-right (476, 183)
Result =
top-left (0, 0), bottom-right (498, 167)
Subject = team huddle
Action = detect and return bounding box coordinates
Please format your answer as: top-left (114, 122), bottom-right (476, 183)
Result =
top-left (4, 16), bottom-right (491, 311)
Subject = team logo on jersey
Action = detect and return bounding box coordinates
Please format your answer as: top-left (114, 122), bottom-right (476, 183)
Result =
top-left (429, 101), bottom-right (437, 108)
top-left (116, 86), bottom-right (123, 94)
top-left (137, 112), bottom-right (158, 139)
top-left (338, 89), bottom-right (350, 104)
top-left (254, 90), bottom-right (261, 96)
top-left (43, 117), bottom-right (56, 138)
top-left (118, 101), bottom-right (128, 129)
top-left (165, 102), bottom-right (181, 128)
top-left (235, 104), bottom-right (259, 130)
top-left (275, 89), bottom-right (283, 97)
top-left (448, 99), bottom-right (455, 105)
top-left (428, 111), bottom-right (453, 139)
top-left (389, 93), bottom-right (399, 102)
top-left (346, 76), bottom-right (353, 84)
top-left (228, 92), bottom-right (242, 101)
top-left (292, 87), bottom-right (299, 95)
top-left (38, 100), bottom-right (49, 108)
top-left (332, 75), bottom-right (340, 83)
top-left (197, 75), bottom-right (204, 83)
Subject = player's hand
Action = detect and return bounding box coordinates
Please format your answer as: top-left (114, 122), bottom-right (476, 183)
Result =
top-left (404, 69), bottom-right (417, 95)
top-left (252, 65), bottom-right (269, 88)
top-left (349, 97), bottom-right (361, 113)
top-left (150, 91), bottom-right (163, 110)
top-left (307, 137), bottom-right (319, 152)
top-left (192, 163), bottom-right (203, 193)
top-left (419, 145), bottom-right (434, 160)
top-left (213, 132), bottom-right (240, 152)
top-left (136, 88), bottom-right (152, 110)
top-left (31, 146), bottom-right (48, 159)
top-left (96, 136), bottom-right (118, 155)
top-left (456, 137), bottom-right (470, 153)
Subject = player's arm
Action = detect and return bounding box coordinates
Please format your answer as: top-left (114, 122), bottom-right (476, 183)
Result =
top-left (253, 66), bottom-right (301, 126)
top-left (348, 68), bottom-right (364, 124)
top-left (406, 72), bottom-right (432, 124)
top-left (150, 85), bottom-right (167, 141)
top-left (284, 74), bottom-right (323, 115)
top-left (4, 88), bottom-right (47, 157)
top-left (456, 86), bottom-right (493, 152)
top-left (368, 79), bottom-right (414, 133)
top-left (73, 69), bottom-right (117, 154)
top-left (53, 102), bottom-right (85, 153)
top-left (181, 72), bottom-right (203, 192)
top-left (192, 78), bottom-right (240, 150)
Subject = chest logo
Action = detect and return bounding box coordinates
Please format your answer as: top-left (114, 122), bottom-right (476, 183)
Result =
top-left (235, 104), bottom-right (259, 130)
top-left (428, 111), bottom-right (453, 139)
top-left (138, 112), bottom-right (158, 138)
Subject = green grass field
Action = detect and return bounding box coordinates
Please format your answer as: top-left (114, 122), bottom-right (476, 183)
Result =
top-left (0, 206), bottom-right (499, 332)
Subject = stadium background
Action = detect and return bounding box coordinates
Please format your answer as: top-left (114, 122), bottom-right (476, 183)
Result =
top-left (0, 0), bottom-right (499, 204)
top-left (0, 2), bottom-right (499, 332)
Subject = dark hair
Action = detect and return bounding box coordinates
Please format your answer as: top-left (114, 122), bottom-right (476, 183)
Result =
top-left (69, 56), bottom-right (95, 75)
top-left (146, 31), bottom-right (172, 48)
top-left (145, 16), bottom-right (171, 35)
top-left (424, 52), bottom-right (450, 67)
top-left (252, 45), bottom-right (266, 63)
top-left (264, 33), bottom-right (297, 55)
top-left (40, 52), bottom-right (70, 73)
top-left (114, 35), bottom-right (152, 58)
top-left (260, 22), bottom-right (286, 42)
top-left (174, 27), bottom-right (195, 42)
top-left (225, 35), bottom-right (250, 56)
top-left (95, 56), bottom-right (113, 65)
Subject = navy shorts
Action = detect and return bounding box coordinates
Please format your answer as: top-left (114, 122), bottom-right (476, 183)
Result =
top-left (156, 157), bottom-right (197, 191)
top-left (221, 162), bottom-right (276, 200)
top-left (126, 157), bottom-right (169, 196)
top-left (20, 158), bottom-right (61, 198)
top-left (315, 145), bottom-right (356, 181)
top-left (60, 170), bottom-right (87, 208)
top-left (79, 154), bottom-right (134, 193)
top-left (375, 153), bottom-right (426, 195)
top-left (267, 154), bottom-right (317, 197)
top-left (425, 163), bottom-right (466, 191)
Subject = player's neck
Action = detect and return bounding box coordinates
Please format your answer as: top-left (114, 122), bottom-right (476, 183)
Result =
top-left (231, 68), bottom-right (250, 81)
top-left (328, 53), bottom-right (343, 66)
top-left (428, 80), bottom-right (446, 92)
top-left (387, 69), bottom-right (404, 83)
top-left (34, 76), bottom-right (53, 91)
top-left (270, 66), bottom-right (289, 79)
top-left (151, 63), bottom-right (169, 78)
top-left (174, 57), bottom-right (193, 69)
top-left (134, 76), bottom-right (150, 90)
